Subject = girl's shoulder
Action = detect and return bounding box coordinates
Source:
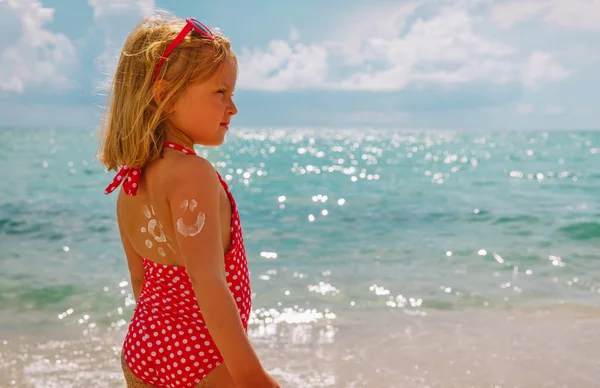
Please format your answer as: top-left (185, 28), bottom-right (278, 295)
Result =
top-left (161, 153), bottom-right (221, 197)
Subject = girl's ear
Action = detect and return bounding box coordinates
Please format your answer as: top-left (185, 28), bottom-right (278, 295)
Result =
top-left (152, 80), bottom-right (175, 114)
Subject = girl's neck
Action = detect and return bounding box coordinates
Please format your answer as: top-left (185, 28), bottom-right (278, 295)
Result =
top-left (164, 125), bottom-right (194, 151)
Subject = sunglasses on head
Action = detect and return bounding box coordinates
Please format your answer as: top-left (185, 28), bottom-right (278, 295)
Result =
top-left (154, 18), bottom-right (215, 82)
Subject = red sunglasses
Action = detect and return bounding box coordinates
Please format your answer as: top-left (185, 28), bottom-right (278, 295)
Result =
top-left (154, 18), bottom-right (215, 82)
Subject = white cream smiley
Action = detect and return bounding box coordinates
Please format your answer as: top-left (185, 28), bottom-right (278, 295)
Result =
top-left (177, 199), bottom-right (205, 237)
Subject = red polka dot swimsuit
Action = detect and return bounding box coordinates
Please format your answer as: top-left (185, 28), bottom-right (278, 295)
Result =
top-left (105, 142), bottom-right (252, 387)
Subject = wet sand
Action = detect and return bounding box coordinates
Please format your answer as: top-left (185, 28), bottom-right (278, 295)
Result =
top-left (259, 306), bottom-right (600, 387)
top-left (2, 306), bottom-right (599, 387)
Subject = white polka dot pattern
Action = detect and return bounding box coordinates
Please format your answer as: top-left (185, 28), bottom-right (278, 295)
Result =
top-left (120, 143), bottom-right (252, 387)
top-left (105, 164), bottom-right (140, 195)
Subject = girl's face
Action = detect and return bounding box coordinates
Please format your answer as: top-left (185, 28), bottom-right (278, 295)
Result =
top-left (168, 58), bottom-right (238, 146)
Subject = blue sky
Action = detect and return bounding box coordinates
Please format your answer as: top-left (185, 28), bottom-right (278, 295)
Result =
top-left (0, 0), bottom-right (599, 130)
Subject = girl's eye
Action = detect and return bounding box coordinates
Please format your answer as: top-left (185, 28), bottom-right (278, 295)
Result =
top-left (217, 89), bottom-right (226, 94)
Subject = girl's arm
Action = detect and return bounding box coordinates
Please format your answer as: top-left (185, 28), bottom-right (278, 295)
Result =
top-left (166, 156), bottom-right (278, 388)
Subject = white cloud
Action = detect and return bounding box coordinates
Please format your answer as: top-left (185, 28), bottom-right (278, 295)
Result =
top-left (521, 52), bottom-right (569, 88)
top-left (546, 105), bottom-right (566, 115)
top-left (517, 104), bottom-right (534, 115)
top-left (89, 0), bottom-right (155, 91)
top-left (237, 40), bottom-right (329, 91)
top-left (490, 1), bottom-right (548, 28)
top-left (491, 0), bottom-right (600, 30)
top-left (238, 4), bottom-right (568, 92)
top-left (0, 0), bottom-right (76, 93)
top-left (289, 25), bottom-right (300, 42)
top-left (336, 9), bottom-right (516, 91)
top-left (237, 3), bottom-right (423, 91)
top-left (326, 2), bottom-right (421, 64)
top-left (88, 0), bottom-right (154, 20)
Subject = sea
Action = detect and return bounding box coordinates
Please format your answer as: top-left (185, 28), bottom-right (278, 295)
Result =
top-left (1, 127), bottom-right (599, 387)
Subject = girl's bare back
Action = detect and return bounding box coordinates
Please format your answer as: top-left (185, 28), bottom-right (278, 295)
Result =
top-left (116, 150), bottom-right (232, 268)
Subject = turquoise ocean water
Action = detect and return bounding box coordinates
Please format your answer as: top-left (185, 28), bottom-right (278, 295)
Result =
top-left (1, 127), bottom-right (599, 386)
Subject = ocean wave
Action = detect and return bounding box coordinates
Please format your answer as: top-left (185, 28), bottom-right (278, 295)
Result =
top-left (492, 214), bottom-right (540, 225)
top-left (558, 222), bottom-right (600, 241)
top-left (0, 284), bottom-right (77, 309)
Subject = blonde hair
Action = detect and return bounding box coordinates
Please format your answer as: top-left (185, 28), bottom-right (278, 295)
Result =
top-left (97, 13), bottom-right (236, 171)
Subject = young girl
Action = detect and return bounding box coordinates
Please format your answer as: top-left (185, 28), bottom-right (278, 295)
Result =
top-left (98, 14), bottom-right (279, 388)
